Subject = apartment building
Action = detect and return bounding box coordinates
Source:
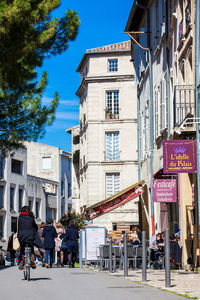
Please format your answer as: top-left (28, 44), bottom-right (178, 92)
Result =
top-left (71, 41), bottom-right (139, 231)
top-left (0, 142), bottom-right (71, 249)
top-left (125, 0), bottom-right (196, 268)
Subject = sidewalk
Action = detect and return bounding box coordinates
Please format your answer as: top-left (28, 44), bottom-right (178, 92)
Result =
top-left (99, 268), bottom-right (200, 299)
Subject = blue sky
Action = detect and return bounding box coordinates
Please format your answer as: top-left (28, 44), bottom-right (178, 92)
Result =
top-left (39, 0), bottom-right (134, 152)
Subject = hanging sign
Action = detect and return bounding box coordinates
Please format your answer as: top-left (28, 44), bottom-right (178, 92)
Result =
top-left (153, 179), bottom-right (176, 203)
top-left (163, 140), bottom-right (197, 173)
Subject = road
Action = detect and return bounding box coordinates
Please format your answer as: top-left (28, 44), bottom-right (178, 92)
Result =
top-left (0, 265), bottom-right (182, 300)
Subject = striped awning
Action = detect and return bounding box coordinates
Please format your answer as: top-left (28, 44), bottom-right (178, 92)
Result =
top-left (84, 180), bottom-right (144, 221)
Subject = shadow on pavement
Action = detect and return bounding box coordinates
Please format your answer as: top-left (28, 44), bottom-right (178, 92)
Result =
top-left (22, 277), bottom-right (52, 281)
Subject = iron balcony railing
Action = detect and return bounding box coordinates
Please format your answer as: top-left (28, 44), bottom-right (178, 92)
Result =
top-left (174, 85), bottom-right (195, 127)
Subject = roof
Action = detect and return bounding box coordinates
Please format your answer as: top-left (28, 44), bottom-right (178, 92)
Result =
top-left (125, 0), bottom-right (151, 32)
top-left (76, 41), bottom-right (131, 72)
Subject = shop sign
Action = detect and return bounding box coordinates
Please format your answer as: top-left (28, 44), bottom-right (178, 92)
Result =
top-left (153, 179), bottom-right (176, 203)
top-left (163, 140), bottom-right (197, 173)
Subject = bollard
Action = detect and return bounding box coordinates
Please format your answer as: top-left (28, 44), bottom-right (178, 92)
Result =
top-left (142, 231), bottom-right (147, 282)
top-left (109, 235), bottom-right (112, 273)
top-left (165, 228), bottom-right (171, 287)
top-left (123, 233), bottom-right (128, 277)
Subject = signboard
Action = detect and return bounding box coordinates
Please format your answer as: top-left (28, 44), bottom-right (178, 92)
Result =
top-left (85, 227), bottom-right (106, 261)
top-left (163, 140), bottom-right (197, 173)
top-left (85, 181), bottom-right (144, 220)
top-left (153, 179), bottom-right (177, 203)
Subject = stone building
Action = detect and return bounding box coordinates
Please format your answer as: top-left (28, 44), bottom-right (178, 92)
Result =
top-left (69, 41), bottom-right (140, 231)
top-left (125, 0), bottom-right (197, 268)
top-left (0, 142), bottom-right (71, 249)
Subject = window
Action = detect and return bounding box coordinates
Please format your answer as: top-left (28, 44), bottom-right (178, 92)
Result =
top-left (0, 186), bottom-right (4, 209)
top-left (11, 217), bottom-right (17, 233)
top-left (105, 132), bottom-right (120, 161)
top-left (108, 59), bottom-right (118, 72)
top-left (106, 91), bottom-right (119, 119)
top-left (10, 187), bottom-right (15, 211)
top-left (61, 180), bottom-right (64, 196)
top-left (11, 159), bottom-right (23, 175)
top-left (143, 103), bottom-right (149, 157)
top-left (0, 216), bottom-right (3, 238)
top-left (160, 79), bottom-right (166, 132)
top-left (18, 189), bottom-right (23, 211)
top-left (106, 173), bottom-right (120, 197)
top-left (68, 203), bottom-right (72, 212)
top-left (28, 198), bottom-right (32, 210)
top-left (42, 157), bottom-right (51, 170)
top-left (154, 88), bottom-right (159, 139)
top-left (68, 182), bottom-right (71, 197)
top-left (36, 199), bottom-right (40, 218)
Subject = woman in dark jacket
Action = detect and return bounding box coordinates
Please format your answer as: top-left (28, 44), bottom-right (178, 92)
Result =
top-left (61, 220), bottom-right (79, 268)
top-left (42, 219), bottom-right (57, 268)
top-left (18, 206), bottom-right (43, 270)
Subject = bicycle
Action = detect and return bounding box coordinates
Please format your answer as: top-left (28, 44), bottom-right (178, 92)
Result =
top-left (23, 246), bottom-right (31, 281)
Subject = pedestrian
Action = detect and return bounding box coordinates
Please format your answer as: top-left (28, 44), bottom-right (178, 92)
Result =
top-left (60, 220), bottom-right (79, 268)
top-left (37, 222), bottom-right (46, 267)
top-left (42, 219), bottom-right (57, 268)
top-left (7, 233), bottom-right (16, 266)
top-left (55, 222), bottom-right (65, 267)
top-left (18, 206), bottom-right (43, 270)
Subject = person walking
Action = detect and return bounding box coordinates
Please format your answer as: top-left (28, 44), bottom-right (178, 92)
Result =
top-left (7, 233), bottom-right (16, 266)
top-left (18, 206), bottom-right (43, 270)
top-left (55, 222), bottom-right (65, 267)
top-left (42, 219), bottom-right (57, 268)
top-left (61, 220), bottom-right (79, 268)
top-left (37, 222), bottom-right (46, 267)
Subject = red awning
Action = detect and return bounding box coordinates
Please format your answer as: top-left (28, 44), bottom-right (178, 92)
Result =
top-left (84, 180), bottom-right (144, 221)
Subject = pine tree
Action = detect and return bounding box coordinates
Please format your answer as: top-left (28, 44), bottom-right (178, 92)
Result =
top-left (0, 0), bottom-right (80, 152)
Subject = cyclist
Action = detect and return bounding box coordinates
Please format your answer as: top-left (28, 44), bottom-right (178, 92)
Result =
top-left (18, 206), bottom-right (43, 270)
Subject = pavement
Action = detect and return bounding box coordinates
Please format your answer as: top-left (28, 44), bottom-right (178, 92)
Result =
top-left (99, 268), bottom-right (200, 299)
top-left (0, 264), bottom-right (183, 300)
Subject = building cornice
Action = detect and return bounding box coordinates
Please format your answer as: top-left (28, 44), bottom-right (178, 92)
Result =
top-left (76, 74), bottom-right (135, 96)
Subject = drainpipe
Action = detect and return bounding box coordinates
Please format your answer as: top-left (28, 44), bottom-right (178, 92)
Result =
top-left (195, 0), bottom-right (200, 254)
top-left (137, 86), bottom-right (141, 182)
top-left (166, 0), bottom-right (170, 139)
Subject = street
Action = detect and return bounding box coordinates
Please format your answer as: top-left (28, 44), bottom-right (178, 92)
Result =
top-left (0, 265), bottom-right (183, 300)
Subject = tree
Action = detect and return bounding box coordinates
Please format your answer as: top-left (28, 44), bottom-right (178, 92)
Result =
top-left (60, 210), bottom-right (85, 231)
top-left (0, 0), bottom-right (80, 152)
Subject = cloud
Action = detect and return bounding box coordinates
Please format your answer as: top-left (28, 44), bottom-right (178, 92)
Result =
top-left (42, 96), bottom-right (79, 107)
top-left (46, 119), bottom-right (79, 131)
top-left (56, 111), bottom-right (79, 120)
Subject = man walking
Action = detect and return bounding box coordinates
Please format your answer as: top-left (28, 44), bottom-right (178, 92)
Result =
top-left (42, 219), bottom-right (57, 268)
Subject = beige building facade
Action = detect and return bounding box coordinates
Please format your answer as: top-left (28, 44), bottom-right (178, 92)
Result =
top-left (72, 41), bottom-right (139, 230)
top-left (126, 0), bottom-right (197, 268)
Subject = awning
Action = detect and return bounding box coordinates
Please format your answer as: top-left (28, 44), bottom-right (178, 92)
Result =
top-left (84, 180), bottom-right (144, 221)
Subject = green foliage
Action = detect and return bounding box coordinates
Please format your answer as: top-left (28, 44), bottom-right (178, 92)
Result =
top-left (0, 0), bottom-right (80, 152)
top-left (60, 210), bottom-right (85, 231)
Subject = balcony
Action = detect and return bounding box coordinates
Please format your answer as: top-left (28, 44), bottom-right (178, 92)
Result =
top-left (174, 85), bottom-right (195, 127)
top-left (105, 112), bottom-right (119, 120)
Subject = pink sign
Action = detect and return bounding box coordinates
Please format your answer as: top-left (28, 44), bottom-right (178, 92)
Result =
top-left (163, 140), bottom-right (197, 173)
top-left (153, 179), bottom-right (177, 203)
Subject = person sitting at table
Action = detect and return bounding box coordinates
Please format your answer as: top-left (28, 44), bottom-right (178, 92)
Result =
top-left (129, 226), bottom-right (141, 245)
top-left (150, 232), bottom-right (164, 269)
top-left (170, 234), bottom-right (182, 269)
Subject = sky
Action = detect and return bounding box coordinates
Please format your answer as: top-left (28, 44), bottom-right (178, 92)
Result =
top-left (38, 0), bottom-right (134, 152)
